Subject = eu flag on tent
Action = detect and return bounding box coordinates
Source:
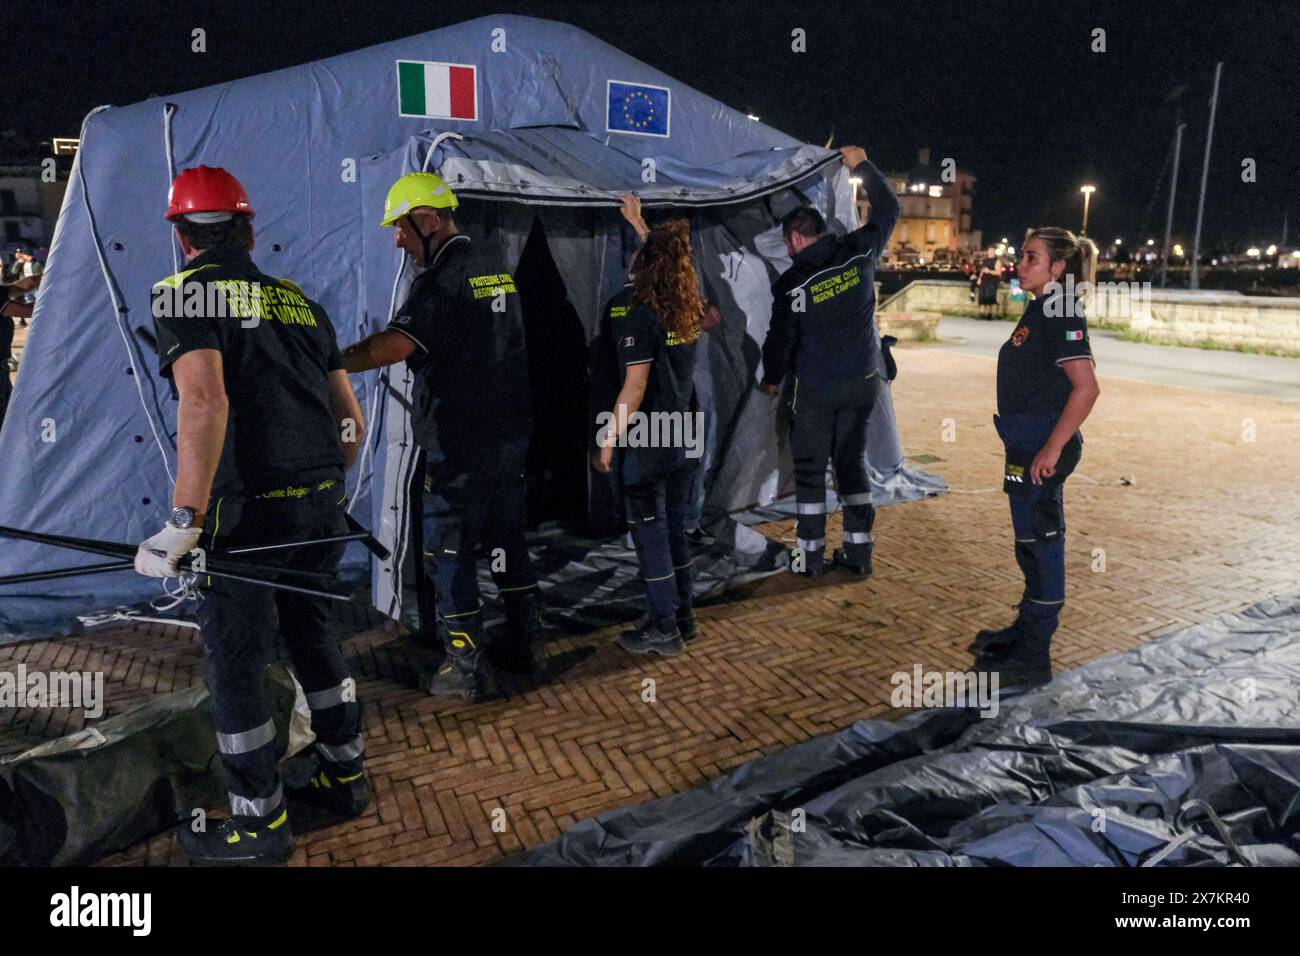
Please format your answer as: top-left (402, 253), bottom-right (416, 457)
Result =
top-left (606, 80), bottom-right (670, 137)
top-left (397, 60), bottom-right (477, 120)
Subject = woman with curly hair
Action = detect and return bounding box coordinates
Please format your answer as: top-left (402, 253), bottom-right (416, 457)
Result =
top-left (593, 218), bottom-right (703, 656)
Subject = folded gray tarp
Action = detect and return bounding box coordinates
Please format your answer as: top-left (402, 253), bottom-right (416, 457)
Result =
top-left (518, 593), bottom-right (1300, 866)
top-left (0, 666), bottom-right (297, 866)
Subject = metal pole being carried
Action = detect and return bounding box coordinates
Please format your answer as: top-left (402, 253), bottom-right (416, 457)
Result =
top-left (1190, 62), bottom-right (1223, 291)
top-left (0, 526), bottom-right (348, 601)
top-left (1159, 122), bottom-right (1186, 289)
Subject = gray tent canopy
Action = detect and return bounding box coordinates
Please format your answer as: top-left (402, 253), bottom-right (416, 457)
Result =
top-left (0, 14), bottom-right (943, 640)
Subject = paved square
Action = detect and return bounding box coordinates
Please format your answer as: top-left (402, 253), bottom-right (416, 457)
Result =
top-left (3, 340), bottom-right (1298, 866)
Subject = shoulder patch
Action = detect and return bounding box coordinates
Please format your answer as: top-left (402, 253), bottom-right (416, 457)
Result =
top-left (153, 263), bottom-right (218, 290)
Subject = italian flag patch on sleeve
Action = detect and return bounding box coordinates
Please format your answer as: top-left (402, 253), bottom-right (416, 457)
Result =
top-left (1065, 330), bottom-right (1085, 341)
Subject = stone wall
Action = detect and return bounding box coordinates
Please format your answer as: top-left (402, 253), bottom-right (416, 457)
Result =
top-left (881, 279), bottom-right (1300, 355)
top-left (1126, 292), bottom-right (1300, 355)
top-left (880, 279), bottom-right (1026, 319)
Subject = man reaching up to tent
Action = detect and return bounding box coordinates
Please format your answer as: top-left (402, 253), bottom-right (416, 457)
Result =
top-left (342, 171), bottom-right (544, 701)
top-left (760, 146), bottom-right (900, 577)
top-left (135, 166), bottom-right (371, 865)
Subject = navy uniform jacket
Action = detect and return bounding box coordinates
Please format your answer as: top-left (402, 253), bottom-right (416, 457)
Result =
top-left (152, 245), bottom-right (346, 496)
top-left (993, 288), bottom-right (1093, 477)
top-left (612, 300), bottom-right (699, 487)
top-left (762, 160), bottom-right (900, 410)
top-left (388, 233), bottom-right (533, 465)
top-left (589, 284), bottom-right (631, 451)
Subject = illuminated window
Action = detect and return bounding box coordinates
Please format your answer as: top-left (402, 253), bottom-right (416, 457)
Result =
top-left (928, 185), bottom-right (942, 198)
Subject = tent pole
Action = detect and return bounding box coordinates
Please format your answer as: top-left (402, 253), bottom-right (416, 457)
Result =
top-left (0, 526), bottom-right (335, 583)
top-left (0, 561), bottom-right (135, 586)
top-left (0, 548), bottom-right (350, 603)
top-left (221, 531), bottom-right (375, 557)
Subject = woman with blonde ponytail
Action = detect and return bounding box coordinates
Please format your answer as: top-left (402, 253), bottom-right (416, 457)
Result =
top-left (971, 226), bottom-right (1101, 686)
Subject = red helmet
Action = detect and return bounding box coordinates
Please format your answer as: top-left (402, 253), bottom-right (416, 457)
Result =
top-left (165, 165), bottom-right (255, 222)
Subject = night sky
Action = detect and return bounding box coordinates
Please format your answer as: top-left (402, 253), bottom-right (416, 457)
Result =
top-left (3, 0), bottom-right (1296, 250)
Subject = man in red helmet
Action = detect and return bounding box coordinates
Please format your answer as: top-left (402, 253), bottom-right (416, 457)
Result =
top-left (135, 165), bottom-right (371, 865)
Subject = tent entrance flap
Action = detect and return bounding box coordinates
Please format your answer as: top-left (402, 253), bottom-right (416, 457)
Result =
top-left (424, 128), bottom-right (842, 209)
top-left (516, 215), bottom-right (591, 529)
top-left (360, 129), bottom-right (944, 627)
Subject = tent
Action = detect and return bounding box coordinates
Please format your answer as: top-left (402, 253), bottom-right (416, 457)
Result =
top-left (0, 14), bottom-right (943, 642)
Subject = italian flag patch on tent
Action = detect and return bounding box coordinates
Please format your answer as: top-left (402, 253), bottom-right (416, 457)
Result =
top-left (397, 60), bottom-right (477, 120)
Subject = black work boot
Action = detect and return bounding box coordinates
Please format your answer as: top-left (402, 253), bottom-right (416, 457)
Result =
top-left (488, 589), bottom-right (549, 675)
top-left (969, 615), bottom-right (1026, 656)
top-left (978, 623), bottom-right (1053, 689)
top-left (792, 548), bottom-right (826, 577)
top-left (174, 805), bottom-right (295, 866)
top-left (284, 746), bottom-right (373, 819)
top-left (627, 609), bottom-right (697, 642)
top-left (674, 568), bottom-right (697, 642)
top-left (675, 608), bottom-right (698, 642)
top-left (832, 546), bottom-right (873, 577)
top-left (618, 619), bottom-right (685, 657)
top-left (685, 527), bottom-right (715, 547)
top-left (421, 614), bottom-right (497, 701)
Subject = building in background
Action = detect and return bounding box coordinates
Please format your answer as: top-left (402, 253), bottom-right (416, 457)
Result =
top-left (857, 147), bottom-right (980, 266)
top-left (0, 130), bottom-right (74, 256)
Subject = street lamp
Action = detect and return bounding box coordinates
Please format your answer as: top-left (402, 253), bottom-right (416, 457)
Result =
top-left (1079, 185), bottom-right (1096, 235)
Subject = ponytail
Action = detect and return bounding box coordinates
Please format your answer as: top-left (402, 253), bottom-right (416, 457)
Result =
top-left (1025, 226), bottom-right (1098, 305)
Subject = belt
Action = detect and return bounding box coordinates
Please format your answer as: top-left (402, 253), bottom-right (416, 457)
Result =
top-left (254, 479), bottom-right (338, 500)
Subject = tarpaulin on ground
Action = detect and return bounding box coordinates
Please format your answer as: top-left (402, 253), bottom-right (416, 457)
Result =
top-left (459, 523), bottom-right (786, 638)
top-left (0, 13), bottom-right (941, 642)
top-left (518, 592), bottom-right (1300, 866)
top-left (0, 665), bottom-right (298, 866)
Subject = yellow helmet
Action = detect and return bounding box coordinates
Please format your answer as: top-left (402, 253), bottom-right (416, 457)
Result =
top-left (380, 171), bottom-right (459, 227)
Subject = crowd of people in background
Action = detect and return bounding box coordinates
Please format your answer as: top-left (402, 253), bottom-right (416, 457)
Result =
top-left (0, 246), bottom-right (43, 434)
top-left (960, 245), bottom-right (1017, 319)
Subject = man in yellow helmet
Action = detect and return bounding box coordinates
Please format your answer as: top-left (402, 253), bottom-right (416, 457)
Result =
top-left (343, 172), bottom-right (543, 700)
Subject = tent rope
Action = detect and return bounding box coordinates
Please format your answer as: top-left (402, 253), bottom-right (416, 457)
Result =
top-left (77, 573), bottom-right (202, 630)
top-left (162, 103), bottom-right (180, 277)
top-left (78, 105), bottom-right (177, 485)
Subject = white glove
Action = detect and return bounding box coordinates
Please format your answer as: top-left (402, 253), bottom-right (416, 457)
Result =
top-left (134, 523), bottom-right (202, 578)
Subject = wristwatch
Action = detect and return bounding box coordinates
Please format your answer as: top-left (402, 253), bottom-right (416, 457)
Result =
top-left (169, 506), bottom-right (200, 530)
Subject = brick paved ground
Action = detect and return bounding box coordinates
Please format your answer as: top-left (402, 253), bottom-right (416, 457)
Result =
top-left (3, 341), bottom-right (1299, 865)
